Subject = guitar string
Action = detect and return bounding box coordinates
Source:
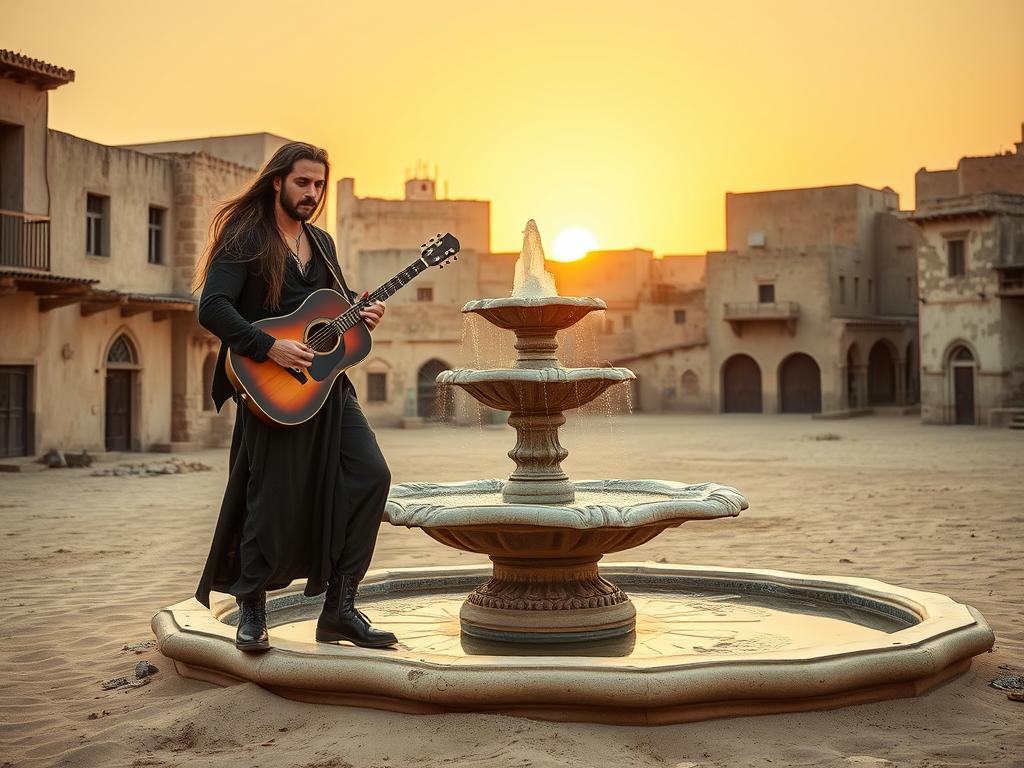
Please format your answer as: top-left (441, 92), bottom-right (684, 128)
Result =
top-left (302, 259), bottom-right (436, 351)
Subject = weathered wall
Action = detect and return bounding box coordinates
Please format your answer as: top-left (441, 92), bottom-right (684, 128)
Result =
top-left (916, 212), bottom-right (1021, 423)
top-left (873, 211), bottom-right (920, 317)
top-left (121, 133), bottom-right (289, 173)
top-left (707, 248), bottom-right (843, 413)
top-left (1, 293), bottom-right (172, 451)
top-left (336, 177), bottom-right (491, 288)
top-left (614, 344), bottom-right (710, 412)
top-left (48, 131), bottom-right (175, 293)
top-left (0, 77), bottom-right (48, 215)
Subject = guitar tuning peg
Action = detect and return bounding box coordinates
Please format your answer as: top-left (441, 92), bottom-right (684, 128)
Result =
top-left (453, 255), bottom-right (458, 260)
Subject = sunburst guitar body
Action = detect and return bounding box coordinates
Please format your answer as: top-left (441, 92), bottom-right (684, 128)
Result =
top-left (226, 232), bottom-right (460, 427)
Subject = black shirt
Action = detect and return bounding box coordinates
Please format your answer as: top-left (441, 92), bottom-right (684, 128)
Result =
top-left (197, 222), bottom-right (356, 411)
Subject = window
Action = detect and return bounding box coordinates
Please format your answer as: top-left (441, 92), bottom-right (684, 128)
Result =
top-left (148, 207), bottom-right (165, 265)
top-left (622, 314), bottom-right (633, 330)
top-left (758, 283), bottom-right (775, 303)
top-left (868, 278), bottom-right (873, 304)
top-left (673, 309), bottom-right (687, 325)
top-left (906, 276), bottom-right (913, 299)
top-left (367, 372), bottom-right (387, 402)
top-left (948, 239), bottom-right (965, 277)
top-left (417, 286), bottom-right (433, 302)
top-left (86, 194), bottom-right (108, 256)
top-left (854, 277), bottom-right (860, 304)
top-left (839, 276), bottom-right (846, 304)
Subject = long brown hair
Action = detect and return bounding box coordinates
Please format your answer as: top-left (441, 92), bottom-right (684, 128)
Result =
top-left (191, 142), bottom-right (330, 309)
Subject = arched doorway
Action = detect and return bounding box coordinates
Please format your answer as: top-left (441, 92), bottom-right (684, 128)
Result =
top-left (105, 334), bottom-right (139, 451)
top-left (779, 353), bottom-right (821, 413)
top-left (949, 345), bottom-right (976, 425)
top-left (867, 341), bottom-right (896, 404)
top-left (846, 343), bottom-right (861, 408)
top-left (722, 354), bottom-right (762, 413)
top-left (417, 359), bottom-right (453, 422)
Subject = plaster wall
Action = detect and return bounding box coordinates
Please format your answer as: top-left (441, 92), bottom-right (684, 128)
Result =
top-left (0, 78), bottom-right (48, 215)
top-left (1, 293), bottom-right (172, 451)
top-left (336, 178), bottom-right (490, 288)
top-left (617, 344), bottom-right (711, 413)
top-left (121, 133), bottom-right (289, 173)
top-left (707, 249), bottom-right (843, 413)
top-left (916, 214), bottom-right (1023, 423)
top-left (48, 131), bottom-right (175, 294)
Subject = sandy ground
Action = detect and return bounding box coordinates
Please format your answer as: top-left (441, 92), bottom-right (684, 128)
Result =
top-left (0, 413), bottom-right (1022, 768)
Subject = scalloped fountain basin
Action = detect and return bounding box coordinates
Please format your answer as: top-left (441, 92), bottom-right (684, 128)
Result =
top-left (385, 479), bottom-right (746, 642)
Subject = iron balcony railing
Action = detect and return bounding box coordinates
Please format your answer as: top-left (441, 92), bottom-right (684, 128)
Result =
top-left (0, 209), bottom-right (50, 271)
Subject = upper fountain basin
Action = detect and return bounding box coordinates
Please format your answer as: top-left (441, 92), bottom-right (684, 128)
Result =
top-left (463, 296), bottom-right (606, 333)
top-left (437, 366), bottom-right (635, 413)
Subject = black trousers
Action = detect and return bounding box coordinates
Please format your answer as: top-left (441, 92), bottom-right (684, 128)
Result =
top-left (197, 380), bottom-right (391, 607)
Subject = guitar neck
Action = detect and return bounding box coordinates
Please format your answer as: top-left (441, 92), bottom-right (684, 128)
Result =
top-left (336, 258), bottom-right (429, 331)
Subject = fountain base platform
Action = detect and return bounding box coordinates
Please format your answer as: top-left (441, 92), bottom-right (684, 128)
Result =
top-left (152, 562), bottom-right (993, 725)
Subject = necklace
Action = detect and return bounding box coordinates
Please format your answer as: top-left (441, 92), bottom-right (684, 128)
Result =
top-left (283, 226), bottom-right (308, 275)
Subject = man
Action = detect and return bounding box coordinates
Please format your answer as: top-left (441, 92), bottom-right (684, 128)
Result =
top-left (192, 142), bottom-right (397, 652)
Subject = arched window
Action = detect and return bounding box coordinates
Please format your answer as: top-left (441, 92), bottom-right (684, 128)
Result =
top-left (106, 335), bottom-right (139, 367)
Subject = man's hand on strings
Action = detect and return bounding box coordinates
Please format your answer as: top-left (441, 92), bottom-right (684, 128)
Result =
top-left (269, 339), bottom-right (314, 369)
top-left (358, 291), bottom-right (386, 331)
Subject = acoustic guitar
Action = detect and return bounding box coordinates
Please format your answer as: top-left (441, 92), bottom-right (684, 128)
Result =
top-left (226, 232), bottom-right (461, 426)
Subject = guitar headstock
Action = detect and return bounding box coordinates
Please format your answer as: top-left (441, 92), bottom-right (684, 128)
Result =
top-left (421, 233), bottom-right (461, 268)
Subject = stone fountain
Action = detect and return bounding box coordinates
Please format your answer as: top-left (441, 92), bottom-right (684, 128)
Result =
top-left (152, 220), bottom-right (994, 724)
top-left (386, 220), bottom-right (745, 642)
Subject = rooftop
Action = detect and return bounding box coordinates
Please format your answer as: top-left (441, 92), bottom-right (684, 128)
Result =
top-left (0, 50), bottom-right (75, 90)
top-left (908, 192), bottom-right (1024, 222)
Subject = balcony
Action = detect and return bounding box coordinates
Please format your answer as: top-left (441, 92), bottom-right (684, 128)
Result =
top-left (995, 266), bottom-right (1024, 298)
top-left (0, 209), bottom-right (50, 272)
top-left (723, 301), bottom-right (800, 337)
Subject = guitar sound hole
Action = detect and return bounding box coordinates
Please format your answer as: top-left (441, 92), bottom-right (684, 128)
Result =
top-left (305, 320), bottom-right (342, 354)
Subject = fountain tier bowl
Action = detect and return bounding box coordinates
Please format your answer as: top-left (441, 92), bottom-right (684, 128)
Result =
top-left (463, 296), bottom-right (606, 332)
top-left (385, 479), bottom-right (746, 641)
top-left (436, 367), bottom-right (635, 413)
top-left (152, 563), bottom-right (994, 725)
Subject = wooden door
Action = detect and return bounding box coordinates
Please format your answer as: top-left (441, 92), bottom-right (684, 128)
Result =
top-left (105, 370), bottom-right (133, 450)
top-left (954, 367), bottom-right (975, 425)
top-left (722, 355), bottom-right (762, 413)
top-left (0, 366), bottom-right (29, 458)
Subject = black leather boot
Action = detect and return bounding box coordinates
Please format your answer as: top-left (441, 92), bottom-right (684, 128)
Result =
top-left (315, 573), bottom-right (397, 648)
top-left (234, 592), bottom-right (270, 652)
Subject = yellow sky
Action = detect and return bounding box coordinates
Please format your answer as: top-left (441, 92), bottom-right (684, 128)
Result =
top-left (5, 0), bottom-right (1023, 255)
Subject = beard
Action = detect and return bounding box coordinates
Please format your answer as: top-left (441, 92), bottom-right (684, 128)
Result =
top-left (279, 188), bottom-right (317, 221)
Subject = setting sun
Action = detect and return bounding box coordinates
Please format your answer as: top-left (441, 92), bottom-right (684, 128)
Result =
top-left (551, 226), bottom-right (599, 262)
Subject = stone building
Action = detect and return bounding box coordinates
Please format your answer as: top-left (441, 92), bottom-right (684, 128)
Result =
top-left (705, 185), bottom-right (920, 414)
top-left (0, 50), bottom-right (279, 458)
top-left (911, 127), bottom-right (1024, 426)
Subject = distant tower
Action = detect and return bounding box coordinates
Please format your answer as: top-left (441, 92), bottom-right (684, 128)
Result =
top-left (405, 160), bottom-right (437, 200)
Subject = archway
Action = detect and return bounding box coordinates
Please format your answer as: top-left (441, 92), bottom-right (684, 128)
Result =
top-left (722, 354), bottom-right (762, 413)
top-left (417, 359), bottom-right (454, 422)
top-left (105, 334), bottom-right (139, 451)
top-left (949, 345), bottom-right (976, 425)
top-left (779, 353), bottom-right (821, 413)
top-left (867, 341), bottom-right (896, 405)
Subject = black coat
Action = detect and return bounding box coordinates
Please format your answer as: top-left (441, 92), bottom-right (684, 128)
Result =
top-left (197, 222), bottom-right (357, 411)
